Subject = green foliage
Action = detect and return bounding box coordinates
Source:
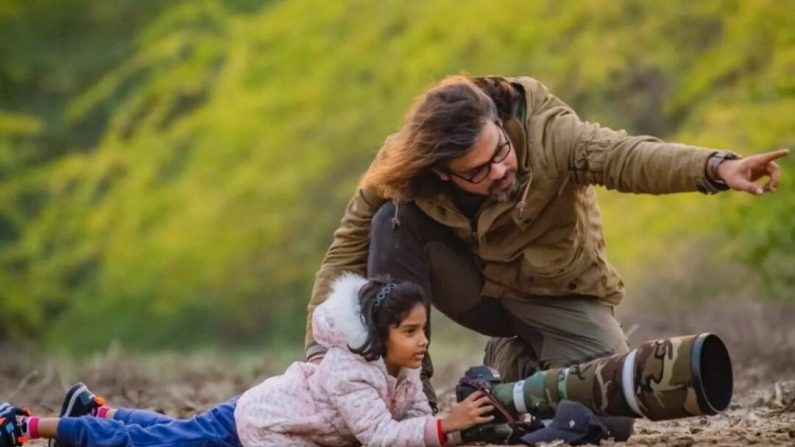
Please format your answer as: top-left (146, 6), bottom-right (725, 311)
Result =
top-left (0, 0), bottom-right (793, 352)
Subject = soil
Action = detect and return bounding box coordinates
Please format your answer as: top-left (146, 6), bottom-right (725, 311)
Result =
top-left (2, 299), bottom-right (793, 446)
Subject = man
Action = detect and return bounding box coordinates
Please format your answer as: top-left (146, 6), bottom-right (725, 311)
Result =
top-left (303, 75), bottom-right (787, 438)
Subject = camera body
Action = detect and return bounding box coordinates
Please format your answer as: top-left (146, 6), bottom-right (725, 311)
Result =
top-left (455, 366), bottom-right (507, 421)
top-left (455, 366), bottom-right (541, 444)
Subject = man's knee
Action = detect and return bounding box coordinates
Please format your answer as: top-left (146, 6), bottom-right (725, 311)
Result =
top-left (371, 201), bottom-right (398, 233)
top-left (368, 202), bottom-right (434, 289)
top-left (483, 336), bottom-right (539, 382)
top-left (372, 201), bottom-right (426, 233)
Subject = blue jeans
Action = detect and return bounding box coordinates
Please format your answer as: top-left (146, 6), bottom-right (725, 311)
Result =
top-left (56, 398), bottom-right (240, 447)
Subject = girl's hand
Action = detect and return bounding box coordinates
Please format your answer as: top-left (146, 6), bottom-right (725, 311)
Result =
top-left (440, 391), bottom-right (495, 433)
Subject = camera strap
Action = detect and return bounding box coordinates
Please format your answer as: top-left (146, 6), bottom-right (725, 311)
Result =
top-left (460, 376), bottom-right (519, 428)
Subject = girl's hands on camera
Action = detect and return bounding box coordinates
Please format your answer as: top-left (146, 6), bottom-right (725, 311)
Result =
top-left (440, 391), bottom-right (495, 432)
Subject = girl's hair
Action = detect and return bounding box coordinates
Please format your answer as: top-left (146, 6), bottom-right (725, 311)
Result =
top-left (359, 75), bottom-right (518, 202)
top-left (349, 276), bottom-right (428, 361)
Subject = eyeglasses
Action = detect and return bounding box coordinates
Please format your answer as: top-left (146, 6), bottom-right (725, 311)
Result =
top-left (445, 127), bottom-right (512, 184)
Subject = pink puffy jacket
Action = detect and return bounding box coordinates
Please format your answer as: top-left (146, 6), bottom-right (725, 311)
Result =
top-left (234, 273), bottom-right (449, 446)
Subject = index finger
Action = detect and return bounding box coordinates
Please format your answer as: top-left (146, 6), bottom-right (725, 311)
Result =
top-left (757, 148), bottom-right (790, 163)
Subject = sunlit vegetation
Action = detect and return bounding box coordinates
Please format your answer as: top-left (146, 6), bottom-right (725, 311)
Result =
top-left (0, 0), bottom-right (792, 352)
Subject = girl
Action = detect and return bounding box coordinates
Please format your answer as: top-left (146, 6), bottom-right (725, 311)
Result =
top-left (0, 274), bottom-right (494, 446)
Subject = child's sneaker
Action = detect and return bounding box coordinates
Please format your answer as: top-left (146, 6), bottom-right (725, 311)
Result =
top-left (57, 382), bottom-right (105, 419)
top-left (0, 402), bottom-right (30, 446)
top-left (48, 382), bottom-right (106, 447)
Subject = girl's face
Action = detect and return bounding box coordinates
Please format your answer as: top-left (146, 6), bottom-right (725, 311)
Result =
top-left (384, 303), bottom-right (429, 376)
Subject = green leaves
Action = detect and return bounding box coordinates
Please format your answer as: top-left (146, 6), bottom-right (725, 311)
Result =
top-left (1, 0), bottom-right (793, 351)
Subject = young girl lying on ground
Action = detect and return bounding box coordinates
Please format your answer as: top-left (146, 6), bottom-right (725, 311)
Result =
top-left (1, 274), bottom-right (493, 446)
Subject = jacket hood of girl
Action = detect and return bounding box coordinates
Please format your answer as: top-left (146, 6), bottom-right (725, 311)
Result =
top-left (311, 272), bottom-right (370, 351)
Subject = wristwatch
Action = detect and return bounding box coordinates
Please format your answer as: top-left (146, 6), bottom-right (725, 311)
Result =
top-left (700, 150), bottom-right (741, 193)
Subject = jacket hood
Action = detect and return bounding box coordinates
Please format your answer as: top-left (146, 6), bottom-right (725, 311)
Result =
top-left (312, 273), bottom-right (369, 350)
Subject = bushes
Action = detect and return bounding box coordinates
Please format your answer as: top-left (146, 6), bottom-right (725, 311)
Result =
top-left (1, 0), bottom-right (793, 351)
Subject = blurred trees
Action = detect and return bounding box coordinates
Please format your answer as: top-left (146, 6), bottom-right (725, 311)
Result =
top-left (0, 0), bottom-right (792, 352)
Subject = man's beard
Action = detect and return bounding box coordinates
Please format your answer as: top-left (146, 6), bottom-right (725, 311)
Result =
top-left (490, 173), bottom-right (520, 202)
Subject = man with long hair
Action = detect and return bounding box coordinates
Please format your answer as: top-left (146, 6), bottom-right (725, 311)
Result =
top-left (303, 75), bottom-right (787, 440)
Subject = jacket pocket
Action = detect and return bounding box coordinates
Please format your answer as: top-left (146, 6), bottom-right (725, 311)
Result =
top-left (518, 242), bottom-right (593, 292)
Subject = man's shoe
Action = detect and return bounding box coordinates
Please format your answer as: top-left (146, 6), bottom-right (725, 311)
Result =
top-left (48, 383), bottom-right (106, 447)
top-left (0, 402), bottom-right (30, 446)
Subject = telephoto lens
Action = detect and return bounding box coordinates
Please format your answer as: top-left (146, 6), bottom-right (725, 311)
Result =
top-left (455, 333), bottom-right (733, 443)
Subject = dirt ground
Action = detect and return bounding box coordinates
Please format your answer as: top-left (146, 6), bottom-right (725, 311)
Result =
top-left (602, 380), bottom-right (795, 446)
top-left (2, 299), bottom-right (793, 446)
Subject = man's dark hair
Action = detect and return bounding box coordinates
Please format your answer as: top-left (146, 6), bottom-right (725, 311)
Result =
top-left (349, 275), bottom-right (428, 361)
top-left (359, 76), bottom-right (501, 201)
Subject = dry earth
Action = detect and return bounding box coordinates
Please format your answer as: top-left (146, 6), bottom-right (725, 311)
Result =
top-left (2, 299), bottom-right (793, 446)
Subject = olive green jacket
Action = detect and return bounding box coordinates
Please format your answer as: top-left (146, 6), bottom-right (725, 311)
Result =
top-left (305, 76), bottom-right (722, 354)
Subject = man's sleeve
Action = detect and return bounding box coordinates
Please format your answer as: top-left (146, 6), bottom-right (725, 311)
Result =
top-left (522, 78), bottom-right (722, 194)
top-left (305, 186), bottom-right (385, 360)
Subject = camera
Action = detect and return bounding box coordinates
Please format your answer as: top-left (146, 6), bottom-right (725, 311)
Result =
top-left (454, 366), bottom-right (542, 444)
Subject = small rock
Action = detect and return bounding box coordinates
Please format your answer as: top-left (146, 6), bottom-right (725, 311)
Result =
top-left (689, 427), bottom-right (702, 434)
